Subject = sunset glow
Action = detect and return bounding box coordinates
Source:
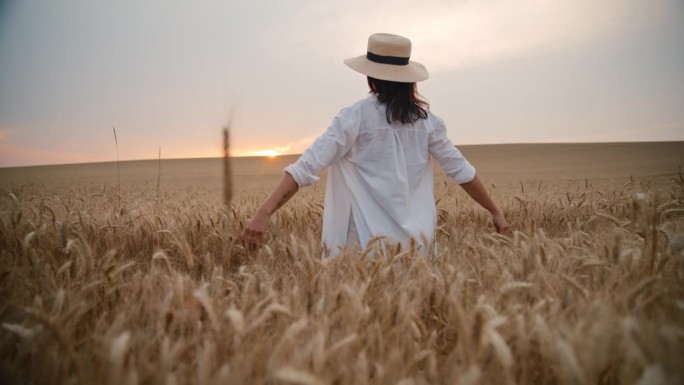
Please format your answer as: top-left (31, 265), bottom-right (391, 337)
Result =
top-left (251, 150), bottom-right (281, 158)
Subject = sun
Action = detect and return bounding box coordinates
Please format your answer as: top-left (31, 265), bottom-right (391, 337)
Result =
top-left (251, 150), bottom-right (281, 158)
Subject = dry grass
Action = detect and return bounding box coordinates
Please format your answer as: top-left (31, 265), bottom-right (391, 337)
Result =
top-left (1, 165), bottom-right (683, 384)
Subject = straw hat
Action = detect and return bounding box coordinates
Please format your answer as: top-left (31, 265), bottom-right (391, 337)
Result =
top-left (344, 33), bottom-right (428, 83)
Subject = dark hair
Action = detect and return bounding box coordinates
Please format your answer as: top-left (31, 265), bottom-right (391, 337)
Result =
top-left (367, 77), bottom-right (429, 124)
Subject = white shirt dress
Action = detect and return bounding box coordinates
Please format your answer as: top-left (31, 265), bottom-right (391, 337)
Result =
top-left (285, 95), bottom-right (476, 257)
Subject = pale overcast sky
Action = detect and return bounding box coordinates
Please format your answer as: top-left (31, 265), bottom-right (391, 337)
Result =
top-left (1, 0), bottom-right (683, 167)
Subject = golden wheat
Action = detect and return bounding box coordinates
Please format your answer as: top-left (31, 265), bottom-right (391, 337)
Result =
top-left (0, 170), bottom-right (683, 384)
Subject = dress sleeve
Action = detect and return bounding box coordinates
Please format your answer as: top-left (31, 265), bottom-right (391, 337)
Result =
top-left (284, 107), bottom-right (360, 187)
top-left (428, 118), bottom-right (476, 184)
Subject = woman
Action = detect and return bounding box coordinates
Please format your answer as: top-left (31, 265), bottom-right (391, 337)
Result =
top-left (243, 33), bottom-right (509, 256)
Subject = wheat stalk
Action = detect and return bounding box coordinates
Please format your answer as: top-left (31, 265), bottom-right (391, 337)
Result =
top-left (156, 146), bottom-right (162, 204)
top-left (113, 126), bottom-right (120, 198)
top-left (223, 127), bottom-right (233, 207)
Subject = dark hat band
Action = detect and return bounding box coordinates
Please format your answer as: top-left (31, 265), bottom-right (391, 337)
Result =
top-left (366, 51), bottom-right (409, 66)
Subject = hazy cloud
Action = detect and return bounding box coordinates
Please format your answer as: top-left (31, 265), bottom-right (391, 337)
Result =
top-left (285, 0), bottom-right (675, 71)
top-left (540, 123), bottom-right (684, 143)
top-left (0, 142), bottom-right (88, 167)
top-left (0, 0), bottom-right (682, 166)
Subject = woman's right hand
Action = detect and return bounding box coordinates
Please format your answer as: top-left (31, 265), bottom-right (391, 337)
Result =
top-left (243, 211), bottom-right (270, 249)
top-left (492, 212), bottom-right (510, 234)
top-left (241, 173), bottom-right (300, 249)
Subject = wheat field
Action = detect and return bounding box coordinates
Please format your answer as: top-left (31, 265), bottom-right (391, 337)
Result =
top-left (1, 143), bottom-right (684, 385)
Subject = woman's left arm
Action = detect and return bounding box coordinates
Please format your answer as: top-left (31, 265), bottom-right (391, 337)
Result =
top-left (459, 175), bottom-right (510, 234)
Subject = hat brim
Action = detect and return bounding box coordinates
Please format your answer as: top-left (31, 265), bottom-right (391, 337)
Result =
top-left (344, 55), bottom-right (428, 83)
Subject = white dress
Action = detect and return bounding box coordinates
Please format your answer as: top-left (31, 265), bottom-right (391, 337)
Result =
top-left (285, 95), bottom-right (475, 257)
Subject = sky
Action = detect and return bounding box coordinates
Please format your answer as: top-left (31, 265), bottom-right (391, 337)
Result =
top-left (0, 0), bottom-right (683, 167)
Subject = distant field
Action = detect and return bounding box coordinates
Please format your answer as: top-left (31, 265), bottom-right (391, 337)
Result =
top-left (1, 141), bottom-right (683, 384)
top-left (1, 142), bottom-right (682, 189)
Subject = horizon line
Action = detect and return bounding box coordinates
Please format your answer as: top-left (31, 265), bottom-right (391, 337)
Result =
top-left (2, 139), bottom-right (683, 169)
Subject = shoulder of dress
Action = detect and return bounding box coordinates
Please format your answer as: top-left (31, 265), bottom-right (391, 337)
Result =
top-left (426, 110), bottom-right (443, 121)
top-left (423, 111), bottom-right (445, 128)
top-left (338, 97), bottom-right (372, 117)
top-left (355, 95), bottom-right (377, 109)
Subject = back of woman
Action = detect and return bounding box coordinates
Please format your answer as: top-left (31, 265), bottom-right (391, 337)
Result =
top-left (243, 33), bottom-right (509, 257)
top-left (289, 89), bottom-right (475, 255)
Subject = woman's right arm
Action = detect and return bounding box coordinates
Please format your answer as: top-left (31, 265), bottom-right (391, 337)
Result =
top-left (284, 108), bottom-right (360, 187)
top-left (242, 107), bottom-right (360, 247)
top-left (243, 172), bottom-right (299, 248)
